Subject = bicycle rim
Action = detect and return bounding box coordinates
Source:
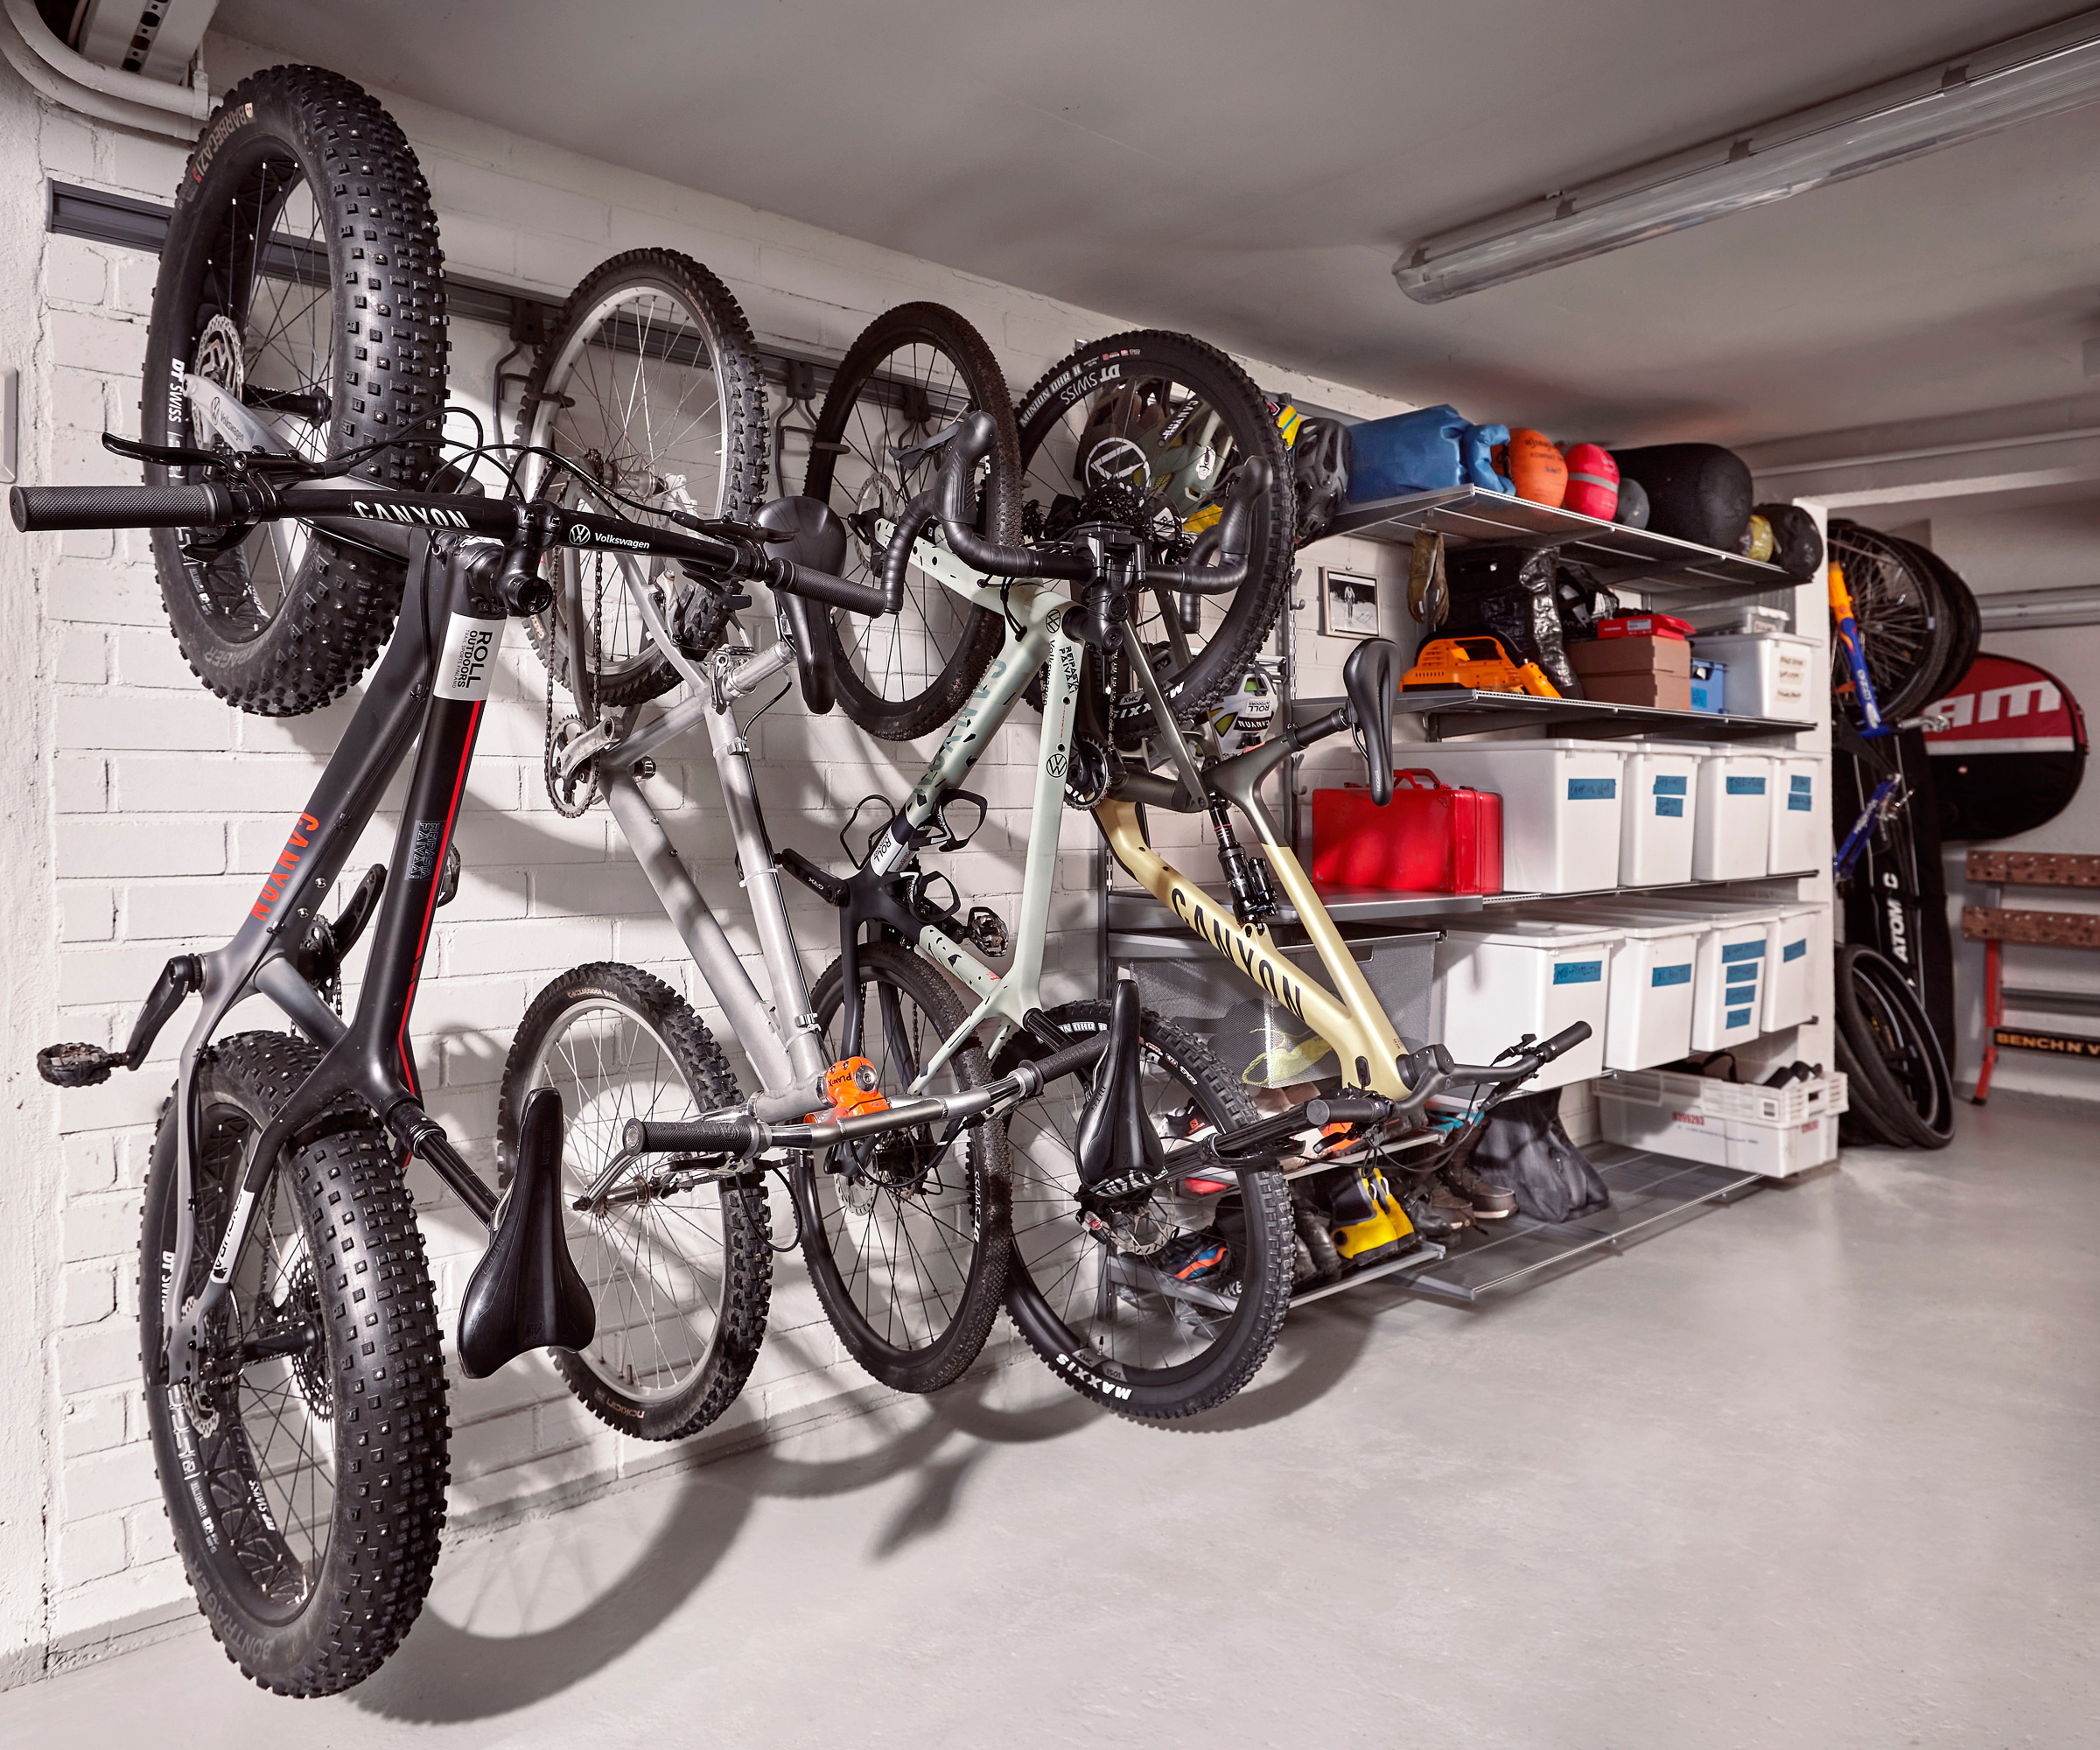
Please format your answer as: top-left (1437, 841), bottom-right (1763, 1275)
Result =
top-left (1829, 522), bottom-right (1955, 723)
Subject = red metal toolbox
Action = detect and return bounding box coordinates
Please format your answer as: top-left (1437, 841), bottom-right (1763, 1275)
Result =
top-left (1309, 770), bottom-right (1503, 894)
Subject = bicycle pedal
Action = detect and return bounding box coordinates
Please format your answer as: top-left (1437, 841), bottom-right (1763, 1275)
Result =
top-left (964, 905), bottom-right (1010, 957)
top-left (38, 1042), bottom-right (124, 1088)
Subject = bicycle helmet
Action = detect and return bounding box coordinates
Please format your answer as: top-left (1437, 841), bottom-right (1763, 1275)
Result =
top-left (1291, 416), bottom-right (1353, 545)
top-left (1209, 662), bottom-right (1279, 753)
top-left (1072, 379), bottom-right (1236, 533)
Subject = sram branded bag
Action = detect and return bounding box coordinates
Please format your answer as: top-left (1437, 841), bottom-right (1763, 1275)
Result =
top-left (1926, 653), bottom-right (2088, 841)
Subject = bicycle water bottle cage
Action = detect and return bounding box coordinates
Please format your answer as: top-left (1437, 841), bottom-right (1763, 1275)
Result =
top-left (458, 1086), bottom-right (596, 1378)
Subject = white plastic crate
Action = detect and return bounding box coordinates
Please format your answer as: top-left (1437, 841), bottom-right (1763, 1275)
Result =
top-left (1769, 754), bottom-right (1824, 875)
top-left (1692, 750), bottom-right (1774, 880)
top-left (1524, 906), bottom-right (1703, 1070)
top-left (1432, 920), bottom-right (1618, 1091)
top-left (1403, 739), bottom-right (1626, 892)
top-left (1598, 1067), bottom-right (1848, 1177)
top-left (1609, 896), bottom-right (1780, 1049)
top-left (1617, 743), bottom-right (1703, 886)
top-left (1687, 632), bottom-right (1816, 720)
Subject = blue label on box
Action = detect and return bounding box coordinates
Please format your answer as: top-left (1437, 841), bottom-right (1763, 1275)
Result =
top-left (1790, 774), bottom-right (1813, 794)
top-left (1652, 963), bottom-right (1692, 987)
top-left (1783, 938), bottom-right (1807, 962)
top-left (1788, 794), bottom-right (1813, 811)
top-left (1655, 796), bottom-right (1684, 817)
top-left (1726, 775), bottom-right (1768, 795)
top-left (1721, 940), bottom-right (1767, 962)
top-left (1654, 775), bottom-right (1688, 795)
top-left (1553, 960), bottom-right (1603, 984)
top-left (1567, 778), bottom-right (1617, 801)
top-left (1724, 1006), bottom-right (1754, 1029)
top-left (1726, 962), bottom-right (1760, 984)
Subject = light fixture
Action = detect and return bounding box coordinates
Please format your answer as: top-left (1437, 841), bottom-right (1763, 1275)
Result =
top-left (1394, 10), bottom-right (2100, 304)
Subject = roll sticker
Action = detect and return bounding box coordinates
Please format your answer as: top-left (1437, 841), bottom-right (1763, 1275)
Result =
top-left (1651, 963), bottom-right (1692, 987)
top-left (1566, 778), bottom-right (1617, 801)
top-left (436, 614), bottom-right (506, 701)
top-left (1552, 960), bottom-right (1602, 984)
top-left (1726, 774), bottom-right (1768, 795)
top-left (1655, 796), bottom-right (1684, 817)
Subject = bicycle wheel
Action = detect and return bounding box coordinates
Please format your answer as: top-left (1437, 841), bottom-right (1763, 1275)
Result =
top-left (1014, 332), bottom-right (1295, 735)
top-left (143, 66), bottom-right (446, 716)
top-left (802, 304), bottom-right (1019, 739)
top-left (515, 250), bottom-right (769, 707)
top-left (139, 1033), bottom-right (449, 1696)
top-left (1002, 1001), bottom-right (1293, 1421)
top-left (1835, 944), bottom-right (1956, 1148)
top-left (500, 963), bottom-right (773, 1439)
top-left (797, 942), bottom-right (1011, 1392)
top-left (1884, 534), bottom-right (1982, 704)
top-left (1828, 522), bottom-right (1957, 724)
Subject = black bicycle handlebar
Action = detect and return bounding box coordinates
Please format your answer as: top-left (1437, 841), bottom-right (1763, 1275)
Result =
top-left (12, 477), bottom-right (890, 618)
top-left (875, 408), bottom-right (1270, 609)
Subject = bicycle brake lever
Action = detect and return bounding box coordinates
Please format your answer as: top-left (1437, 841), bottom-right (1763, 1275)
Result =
top-left (668, 508), bottom-right (791, 543)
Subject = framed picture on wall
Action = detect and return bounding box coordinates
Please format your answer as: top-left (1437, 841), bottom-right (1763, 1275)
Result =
top-left (1320, 568), bottom-right (1379, 639)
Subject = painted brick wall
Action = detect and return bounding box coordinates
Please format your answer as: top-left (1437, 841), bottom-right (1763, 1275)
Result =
top-left (10, 38), bottom-right (1421, 1671)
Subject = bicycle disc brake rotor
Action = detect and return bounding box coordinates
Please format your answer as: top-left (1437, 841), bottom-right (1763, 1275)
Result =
top-left (193, 313), bottom-right (245, 409)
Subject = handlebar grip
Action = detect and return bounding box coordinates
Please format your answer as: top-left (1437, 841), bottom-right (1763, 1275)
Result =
top-left (11, 482), bottom-right (241, 531)
top-left (772, 559), bottom-right (888, 617)
top-left (1016, 1032), bottom-right (1110, 1090)
top-left (1534, 1022), bottom-right (1593, 1065)
top-left (622, 1116), bottom-right (754, 1155)
top-left (877, 496), bottom-right (936, 613)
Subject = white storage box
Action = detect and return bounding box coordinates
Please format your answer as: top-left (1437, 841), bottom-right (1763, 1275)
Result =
top-left (1523, 906), bottom-right (1703, 1070)
top-left (1432, 921), bottom-right (1618, 1091)
top-left (1634, 895), bottom-right (1824, 1033)
top-left (1598, 1067), bottom-right (1847, 1177)
top-left (1617, 743), bottom-right (1703, 886)
top-left (1688, 632), bottom-right (1816, 721)
top-left (1405, 739), bottom-right (1626, 893)
top-left (1692, 751), bottom-right (1774, 880)
top-left (1608, 897), bottom-right (1779, 1049)
top-left (1769, 754), bottom-right (1824, 875)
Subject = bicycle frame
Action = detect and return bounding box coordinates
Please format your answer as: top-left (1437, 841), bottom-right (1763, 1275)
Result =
top-left (152, 530), bottom-right (517, 1385)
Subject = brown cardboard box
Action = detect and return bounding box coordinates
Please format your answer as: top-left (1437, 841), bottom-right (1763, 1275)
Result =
top-left (1568, 634), bottom-right (1692, 682)
top-left (1577, 669), bottom-right (1693, 710)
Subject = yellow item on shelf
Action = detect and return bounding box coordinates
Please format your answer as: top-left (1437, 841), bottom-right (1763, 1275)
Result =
top-left (1373, 1170), bottom-right (1417, 1242)
top-left (1330, 1166), bottom-right (1406, 1264)
top-left (1401, 634), bottom-right (1562, 698)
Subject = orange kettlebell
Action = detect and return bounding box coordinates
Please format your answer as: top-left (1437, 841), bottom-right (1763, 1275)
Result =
top-left (1490, 427), bottom-right (1568, 508)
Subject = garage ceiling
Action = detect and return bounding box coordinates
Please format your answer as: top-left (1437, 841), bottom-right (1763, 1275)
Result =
top-left (209, 1), bottom-right (2097, 451)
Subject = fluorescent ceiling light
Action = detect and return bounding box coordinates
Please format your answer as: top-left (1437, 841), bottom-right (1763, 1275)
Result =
top-left (1394, 10), bottom-right (2100, 304)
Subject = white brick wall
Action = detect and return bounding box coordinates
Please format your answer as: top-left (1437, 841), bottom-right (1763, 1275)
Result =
top-left (4, 38), bottom-right (1422, 1676)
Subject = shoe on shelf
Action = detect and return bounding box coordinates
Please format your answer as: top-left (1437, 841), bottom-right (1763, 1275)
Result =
top-left (1328, 1167), bottom-right (1404, 1267)
top-left (1293, 1189), bottom-right (1344, 1281)
top-left (1438, 1154), bottom-right (1517, 1222)
top-left (1152, 1228), bottom-right (1234, 1288)
top-left (1372, 1168), bottom-right (1418, 1246)
top-left (1398, 1179), bottom-right (1472, 1242)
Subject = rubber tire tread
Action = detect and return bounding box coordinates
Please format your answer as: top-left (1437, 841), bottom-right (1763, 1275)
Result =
top-left (1832, 1025), bottom-right (1902, 1147)
top-left (1834, 944), bottom-right (1955, 1148)
top-left (1002, 1001), bottom-right (1293, 1423)
top-left (140, 1032), bottom-right (449, 1697)
top-left (144, 66), bottom-right (446, 716)
top-left (1013, 331), bottom-right (1295, 735)
top-left (1886, 534), bottom-right (1983, 704)
top-left (514, 249), bottom-right (769, 707)
top-left (497, 962), bottom-right (773, 1439)
top-left (802, 303), bottom-right (1019, 740)
top-left (798, 942), bottom-right (1012, 1392)
top-left (1828, 521), bottom-right (1958, 724)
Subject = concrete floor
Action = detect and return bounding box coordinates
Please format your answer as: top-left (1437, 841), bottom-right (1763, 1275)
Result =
top-left (4, 1096), bottom-right (2096, 1748)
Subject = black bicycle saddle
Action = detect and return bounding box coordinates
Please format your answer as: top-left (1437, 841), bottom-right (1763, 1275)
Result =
top-left (756, 495), bottom-right (846, 716)
top-left (1341, 636), bottom-right (1402, 806)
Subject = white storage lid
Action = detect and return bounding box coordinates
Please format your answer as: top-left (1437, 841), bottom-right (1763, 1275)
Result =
top-left (1520, 905), bottom-right (1706, 941)
top-left (1414, 738), bottom-right (1628, 754)
top-left (1440, 918), bottom-right (1623, 948)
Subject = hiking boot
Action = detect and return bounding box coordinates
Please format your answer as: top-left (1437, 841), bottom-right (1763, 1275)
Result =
top-left (1328, 1167), bottom-right (1404, 1266)
top-left (1293, 1190), bottom-right (1343, 1281)
top-left (1399, 1180), bottom-right (1471, 1242)
top-left (1372, 1168), bottom-right (1418, 1245)
top-left (1438, 1154), bottom-right (1517, 1221)
top-left (1152, 1228), bottom-right (1234, 1288)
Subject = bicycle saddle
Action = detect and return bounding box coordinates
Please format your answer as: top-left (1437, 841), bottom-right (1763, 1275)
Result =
top-left (458, 1086), bottom-right (596, 1378)
top-left (1073, 978), bottom-right (1162, 1194)
top-left (756, 495), bottom-right (846, 716)
top-left (1341, 637), bottom-right (1402, 806)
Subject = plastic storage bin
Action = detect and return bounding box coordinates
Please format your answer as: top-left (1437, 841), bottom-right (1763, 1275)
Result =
top-left (1432, 921), bottom-right (1617, 1091)
top-left (1524, 906), bottom-right (1703, 1070)
top-left (1630, 895), bottom-right (1823, 1033)
top-left (1688, 658), bottom-right (1725, 713)
top-left (1692, 750), bottom-right (1774, 879)
top-left (1598, 1067), bottom-right (1847, 1177)
top-left (1610, 896), bottom-right (1782, 1047)
top-left (1616, 743), bottom-right (1704, 886)
top-left (1769, 754), bottom-right (1824, 874)
top-left (1397, 739), bottom-right (1627, 893)
top-left (1688, 632), bottom-right (1816, 720)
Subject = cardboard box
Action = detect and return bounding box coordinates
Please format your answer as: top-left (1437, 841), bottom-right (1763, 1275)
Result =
top-left (1577, 670), bottom-right (1693, 710)
top-left (1569, 634), bottom-right (1692, 682)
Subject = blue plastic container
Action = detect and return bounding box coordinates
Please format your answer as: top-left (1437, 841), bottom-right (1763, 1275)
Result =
top-left (1344, 405), bottom-right (1513, 504)
top-left (1689, 657), bottom-right (1726, 714)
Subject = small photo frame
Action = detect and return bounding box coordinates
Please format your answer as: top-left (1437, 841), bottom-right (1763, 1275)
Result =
top-left (1320, 568), bottom-right (1379, 639)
